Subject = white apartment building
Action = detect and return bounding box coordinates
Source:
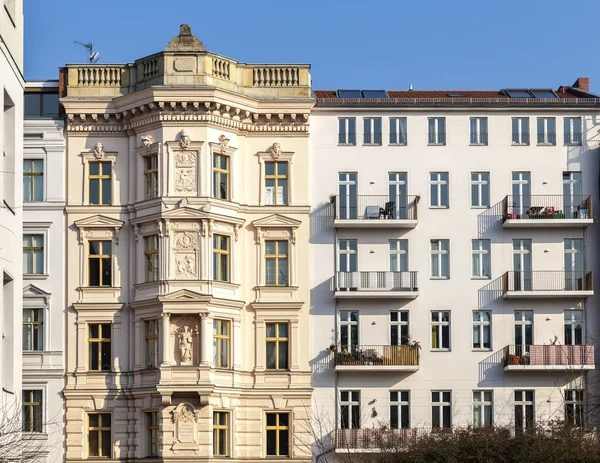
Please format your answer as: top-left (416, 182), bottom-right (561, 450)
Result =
top-left (0, 0), bottom-right (24, 459)
top-left (310, 81), bottom-right (600, 457)
top-left (23, 81), bottom-right (65, 463)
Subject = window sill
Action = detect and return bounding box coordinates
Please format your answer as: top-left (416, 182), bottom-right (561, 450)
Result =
top-left (429, 206), bottom-right (449, 209)
top-left (24, 273), bottom-right (49, 280)
top-left (471, 206), bottom-right (490, 209)
top-left (428, 143), bottom-right (446, 146)
top-left (337, 143), bottom-right (356, 147)
top-left (430, 277), bottom-right (450, 280)
top-left (511, 143), bottom-right (530, 146)
top-left (564, 143), bottom-right (582, 147)
top-left (472, 348), bottom-right (492, 352)
top-left (362, 143), bottom-right (382, 147)
top-left (469, 143), bottom-right (488, 146)
top-left (471, 276), bottom-right (491, 280)
top-left (389, 143), bottom-right (407, 146)
top-left (431, 349), bottom-right (451, 352)
top-left (536, 143), bottom-right (556, 146)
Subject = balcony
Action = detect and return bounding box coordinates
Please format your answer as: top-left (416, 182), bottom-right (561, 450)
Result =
top-left (335, 345), bottom-right (420, 372)
top-left (334, 271), bottom-right (418, 298)
top-left (503, 345), bottom-right (594, 371)
top-left (333, 195), bottom-right (419, 228)
top-left (334, 428), bottom-right (421, 452)
top-left (502, 271), bottom-right (593, 298)
top-left (502, 195), bottom-right (593, 228)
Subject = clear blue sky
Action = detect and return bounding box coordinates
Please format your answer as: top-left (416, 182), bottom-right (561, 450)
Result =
top-left (24, 0), bottom-right (600, 92)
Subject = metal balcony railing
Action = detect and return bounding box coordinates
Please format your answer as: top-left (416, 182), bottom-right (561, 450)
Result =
top-left (364, 133), bottom-right (382, 145)
top-left (428, 132), bottom-right (446, 145)
top-left (503, 345), bottom-right (594, 367)
top-left (470, 132), bottom-right (488, 145)
top-left (334, 195), bottom-right (419, 221)
top-left (389, 132), bottom-right (407, 145)
top-left (338, 133), bottom-right (356, 145)
top-left (537, 132), bottom-right (556, 145)
top-left (334, 428), bottom-right (421, 450)
top-left (564, 132), bottom-right (583, 146)
top-left (335, 271), bottom-right (418, 292)
top-left (502, 195), bottom-right (592, 220)
top-left (502, 271), bottom-right (593, 292)
top-left (511, 133), bottom-right (530, 145)
top-left (335, 345), bottom-right (420, 367)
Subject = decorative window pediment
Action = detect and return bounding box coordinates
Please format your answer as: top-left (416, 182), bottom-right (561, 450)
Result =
top-left (158, 289), bottom-right (210, 303)
top-left (252, 214), bottom-right (301, 229)
top-left (23, 284), bottom-right (51, 308)
top-left (74, 214), bottom-right (125, 229)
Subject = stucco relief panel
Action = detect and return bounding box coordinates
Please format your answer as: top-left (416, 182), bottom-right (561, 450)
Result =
top-left (173, 231), bottom-right (198, 279)
top-left (174, 151), bottom-right (197, 194)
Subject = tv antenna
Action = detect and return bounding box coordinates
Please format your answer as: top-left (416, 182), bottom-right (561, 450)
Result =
top-left (74, 41), bottom-right (99, 64)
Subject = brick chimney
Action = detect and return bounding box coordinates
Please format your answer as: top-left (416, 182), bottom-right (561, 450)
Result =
top-left (572, 77), bottom-right (589, 92)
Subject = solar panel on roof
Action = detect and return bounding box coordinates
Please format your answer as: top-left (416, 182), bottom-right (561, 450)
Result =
top-left (505, 89), bottom-right (533, 98)
top-left (530, 89), bottom-right (558, 99)
top-left (361, 90), bottom-right (388, 99)
top-left (337, 90), bottom-right (362, 99)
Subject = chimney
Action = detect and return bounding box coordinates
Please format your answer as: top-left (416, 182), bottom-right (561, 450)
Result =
top-left (572, 77), bottom-right (589, 92)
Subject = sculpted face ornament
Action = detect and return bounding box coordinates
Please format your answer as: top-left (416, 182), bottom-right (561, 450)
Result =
top-left (93, 142), bottom-right (105, 159)
top-left (179, 129), bottom-right (191, 149)
top-left (218, 134), bottom-right (230, 154)
top-left (141, 135), bottom-right (152, 148)
top-left (270, 142), bottom-right (282, 160)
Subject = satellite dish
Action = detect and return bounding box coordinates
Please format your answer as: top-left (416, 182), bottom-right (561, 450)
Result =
top-left (74, 41), bottom-right (100, 64)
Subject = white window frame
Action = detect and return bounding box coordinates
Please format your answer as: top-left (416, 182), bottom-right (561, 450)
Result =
top-left (512, 117), bottom-right (530, 145)
top-left (338, 118), bottom-right (356, 146)
top-left (389, 390), bottom-right (410, 429)
top-left (430, 239), bottom-right (450, 279)
top-left (564, 310), bottom-right (583, 346)
top-left (428, 117), bottom-right (446, 145)
top-left (472, 390), bottom-right (493, 427)
top-left (431, 390), bottom-right (451, 430)
top-left (564, 117), bottom-right (582, 146)
top-left (338, 239), bottom-right (358, 273)
top-left (470, 172), bottom-right (490, 208)
top-left (339, 311), bottom-right (359, 348)
top-left (23, 308), bottom-right (44, 352)
top-left (471, 239), bottom-right (491, 279)
top-left (389, 117), bottom-right (407, 145)
top-left (340, 390), bottom-right (361, 429)
top-left (363, 117), bottom-right (382, 145)
top-left (537, 117), bottom-right (556, 145)
top-left (23, 224), bottom-right (50, 279)
top-left (514, 390), bottom-right (535, 432)
top-left (389, 239), bottom-right (408, 272)
top-left (472, 310), bottom-right (491, 350)
top-left (390, 310), bottom-right (409, 346)
top-left (470, 117), bottom-right (488, 145)
top-left (430, 311), bottom-right (451, 351)
top-left (429, 172), bottom-right (449, 208)
top-left (565, 389), bottom-right (584, 427)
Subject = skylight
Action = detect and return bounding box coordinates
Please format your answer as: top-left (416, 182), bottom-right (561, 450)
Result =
top-left (502, 88), bottom-right (559, 99)
top-left (337, 90), bottom-right (362, 99)
top-left (530, 89), bottom-right (558, 99)
top-left (447, 93), bottom-right (462, 97)
top-left (361, 90), bottom-right (388, 99)
top-left (504, 89), bottom-right (533, 98)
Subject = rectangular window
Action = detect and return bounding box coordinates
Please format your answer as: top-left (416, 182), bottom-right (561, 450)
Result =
top-left (266, 412), bottom-right (289, 456)
top-left (471, 239), bottom-right (491, 278)
top-left (512, 117), bottom-right (530, 145)
top-left (390, 391), bottom-right (410, 429)
top-left (265, 161), bottom-right (288, 205)
top-left (363, 117), bottom-right (382, 145)
top-left (564, 117), bottom-right (582, 145)
top-left (89, 323), bottom-right (111, 371)
top-left (338, 239), bottom-right (357, 273)
top-left (564, 310), bottom-right (583, 345)
top-left (23, 308), bottom-right (43, 351)
top-left (144, 154), bottom-right (158, 200)
top-left (213, 319), bottom-right (230, 369)
top-left (23, 159), bottom-right (43, 202)
top-left (88, 241), bottom-right (112, 287)
top-left (213, 411), bottom-right (229, 456)
top-left (390, 311), bottom-right (409, 345)
top-left (428, 118), bottom-right (446, 145)
top-left (340, 311), bottom-right (359, 349)
top-left (470, 118), bottom-right (488, 145)
top-left (514, 310), bottom-right (533, 347)
top-left (265, 240), bottom-right (288, 286)
top-left (22, 390), bottom-right (42, 432)
top-left (430, 239), bottom-right (450, 278)
top-left (213, 235), bottom-right (230, 282)
top-left (470, 172), bottom-right (490, 208)
top-left (430, 172), bottom-right (449, 207)
top-left (146, 412), bottom-right (158, 457)
top-left (145, 320), bottom-right (159, 369)
top-left (389, 118), bottom-right (407, 145)
top-left (537, 117), bottom-right (556, 145)
top-left (431, 311), bottom-right (450, 350)
top-left (23, 234), bottom-right (44, 275)
top-left (89, 161), bottom-right (112, 205)
top-left (565, 389), bottom-right (584, 427)
top-left (144, 235), bottom-right (159, 282)
top-left (473, 391), bottom-right (493, 427)
top-left (514, 390), bottom-right (534, 432)
top-left (431, 391), bottom-right (451, 430)
top-left (389, 240), bottom-right (408, 272)
top-left (338, 118), bottom-right (356, 145)
top-left (472, 311), bottom-right (491, 350)
top-left (213, 153), bottom-right (229, 200)
top-left (340, 390), bottom-right (360, 429)
top-left (88, 413), bottom-right (111, 458)
top-left (266, 323), bottom-right (288, 370)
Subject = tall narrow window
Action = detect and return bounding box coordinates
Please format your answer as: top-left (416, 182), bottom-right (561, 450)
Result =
top-left (23, 308), bottom-right (43, 351)
top-left (363, 117), bottom-right (382, 145)
top-left (213, 153), bottom-right (229, 200)
top-left (89, 161), bottom-right (112, 205)
top-left (265, 161), bottom-right (288, 205)
top-left (565, 390), bottom-right (584, 427)
top-left (390, 311), bottom-right (409, 345)
top-left (23, 159), bottom-right (43, 202)
top-left (512, 117), bottom-right (530, 145)
top-left (431, 391), bottom-right (451, 430)
top-left (511, 172), bottom-right (531, 217)
top-left (470, 118), bottom-right (488, 145)
top-left (22, 390), bottom-right (42, 432)
top-left (390, 391), bottom-right (410, 429)
top-left (265, 412), bottom-right (289, 456)
top-left (564, 310), bottom-right (583, 345)
top-left (23, 234), bottom-right (44, 275)
top-left (143, 154), bottom-right (158, 200)
top-left (266, 323), bottom-right (288, 370)
top-left (88, 241), bottom-right (112, 287)
top-left (564, 238), bottom-right (584, 290)
top-left (338, 172), bottom-right (358, 219)
top-left (537, 117), bottom-right (556, 145)
top-left (514, 310), bottom-right (533, 357)
top-left (145, 320), bottom-right (159, 369)
top-left (431, 239), bottom-right (450, 278)
top-left (473, 391), bottom-right (493, 427)
top-left (471, 239), bottom-right (491, 278)
top-left (431, 311), bottom-right (450, 350)
top-left (470, 172), bottom-right (490, 207)
top-left (88, 413), bottom-right (111, 458)
top-left (389, 118), bottom-right (407, 145)
top-left (213, 411), bottom-right (229, 456)
top-left (338, 118), bottom-right (356, 145)
top-left (430, 172), bottom-right (449, 207)
top-left (564, 117), bottom-right (582, 145)
top-left (213, 235), bottom-right (230, 282)
top-left (563, 171), bottom-right (583, 218)
top-left (213, 319), bottom-right (230, 368)
top-left (340, 311), bottom-right (359, 350)
top-left (338, 239), bottom-right (357, 274)
top-left (389, 240), bottom-right (408, 272)
top-left (472, 311), bottom-right (491, 350)
top-left (89, 323), bottom-right (111, 371)
top-left (428, 118), bottom-right (446, 145)
top-left (146, 412), bottom-right (158, 457)
top-left (144, 235), bottom-right (159, 282)
top-left (340, 391), bottom-right (361, 429)
top-left (265, 241), bottom-right (288, 286)
top-left (514, 390), bottom-right (534, 432)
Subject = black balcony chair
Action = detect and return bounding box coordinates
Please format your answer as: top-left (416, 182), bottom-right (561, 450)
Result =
top-left (379, 201), bottom-right (395, 219)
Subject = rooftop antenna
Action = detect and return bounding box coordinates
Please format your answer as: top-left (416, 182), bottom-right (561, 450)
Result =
top-left (74, 41), bottom-right (99, 64)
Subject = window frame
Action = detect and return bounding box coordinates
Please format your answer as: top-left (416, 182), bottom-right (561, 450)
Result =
top-left (470, 172), bottom-right (490, 208)
top-left (389, 239), bottom-right (408, 272)
top-left (514, 390), bottom-right (535, 432)
top-left (88, 323), bottom-right (112, 372)
top-left (565, 389), bottom-right (584, 428)
top-left (431, 311), bottom-right (451, 351)
top-left (390, 390), bottom-right (410, 429)
top-left (213, 319), bottom-right (231, 369)
top-left (88, 160), bottom-right (112, 206)
top-left (389, 117), bottom-right (407, 145)
top-left (390, 311), bottom-right (409, 346)
top-left (472, 390), bottom-right (493, 427)
top-left (88, 240), bottom-right (112, 287)
top-left (512, 117), bottom-right (530, 145)
top-left (471, 239), bottom-right (491, 279)
top-left (264, 161), bottom-right (288, 206)
top-left (430, 239), bottom-right (450, 279)
top-left (264, 240), bottom-right (289, 286)
top-left (23, 159), bottom-right (44, 202)
top-left (146, 411), bottom-right (159, 457)
top-left (145, 319), bottom-right (159, 369)
top-left (537, 117), bottom-right (557, 145)
top-left (212, 152), bottom-right (230, 200)
top-left (143, 235), bottom-right (159, 283)
top-left (338, 117), bottom-right (357, 145)
top-left (340, 390), bottom-right (361, 429)
top-left (22, 389), bottom-right (43, 433)
top-left (428, 117), bottom-right (446, 145)
top-left (431, 390), bottom-right (452, 430)
top-left (23, 308), bottom-right (43, 352)
top-left (265, 322), bottom-right (289, 370)
top-left (213, 234), bottom-right (231, 283)
top-left (469, 117), bottom-right (488, 145)
top-left (213, 411), bottom-right (230, 457)
top-left (472, 310), bottom-right (492, 351)
top-left (23, 233), bottom-right (44, 275)
top-left (429, 172), bottom-right (449, 208)
top-left (564, 310), bottom-right (583, 346)
top-left (564, 117), bottom-right (582, 146)
top-left (265, 412), bottom-right (290, 457)
top-left (88, 412), bottom-right (112, 458)
top-left (363, 117), bottom-right (382, 145)
top-left (143, 152), bottom-right (159, 200)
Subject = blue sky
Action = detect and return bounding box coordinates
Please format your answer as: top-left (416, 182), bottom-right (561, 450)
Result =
top-left (24, 0), bottom-right (600, 92)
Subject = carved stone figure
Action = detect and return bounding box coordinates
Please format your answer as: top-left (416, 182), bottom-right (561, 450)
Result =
top-left (218, 134), bottom-right (229, 154)
top-left (141, 135), bottom-right (152, 148)
top-left (178, 326), bottom-right (193, 365)
top-left (175, 169), bottom-right (195, 192)
top-left (174, 232), bottom-right (196, 249)
top-left (270, 142), bottom-right (282, 159)
top-left (175, 254), bottom-right (196, 278)
top-left (179, 129), bottom-right (191, 149)
top-left (93, 142), bottom-right (105, 159)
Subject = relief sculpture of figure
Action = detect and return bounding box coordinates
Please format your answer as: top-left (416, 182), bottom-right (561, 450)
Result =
top-left (178, 326), bottom-right (193, 365)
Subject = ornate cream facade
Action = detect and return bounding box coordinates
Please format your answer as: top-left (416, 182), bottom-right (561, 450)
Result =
top-left (61, 26), bottom-right (313, 462)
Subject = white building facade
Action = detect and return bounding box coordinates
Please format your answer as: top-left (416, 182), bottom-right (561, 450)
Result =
top-left (310, 81), bottom-right (600, 457)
